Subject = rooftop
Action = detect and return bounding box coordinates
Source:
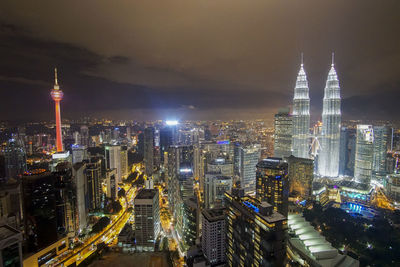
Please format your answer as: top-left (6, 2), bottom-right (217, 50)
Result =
top-left (202, 208), bottom-right (225, 222)
top-left (226, 191), bottom-right (286, 224)
top-left (288, 213), bottom-right (359, 266)
top-left (256, 157), bottom-right (288, 170)
top-left (135, 189), bottom-right (158, 199)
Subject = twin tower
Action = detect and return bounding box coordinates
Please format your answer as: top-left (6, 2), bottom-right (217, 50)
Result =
top-left (292, 54), bottom-right (341, 177)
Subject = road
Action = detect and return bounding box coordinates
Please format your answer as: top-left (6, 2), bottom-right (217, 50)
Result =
top-left (51, 185), bottom-right (137, 267)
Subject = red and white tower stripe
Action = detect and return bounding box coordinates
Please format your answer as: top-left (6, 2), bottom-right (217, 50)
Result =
top-left (50, 68), bottom-right (64, 152)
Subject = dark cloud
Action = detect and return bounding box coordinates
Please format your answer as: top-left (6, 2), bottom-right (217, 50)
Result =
top-left (0, 0), bottom-right (399, 121)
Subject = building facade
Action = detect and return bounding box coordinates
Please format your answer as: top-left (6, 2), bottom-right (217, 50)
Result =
top-left (144, 127), bottom-right (155, 177)
top-left (292, 60), bottom-right (310, 159)
top-left (134, 189), bottom-right (160, 252)
top-left (287, 155), bottom-right (314, 200)
top-left (354, 125), bottom-right (374, 184)
top-left (202, 208), bottom-right (226, 265)
top-left (105, 144), bottom-right (122, 183)
top-left (372, 126), bottom-right (390, 182)
top-left (238, 144), bottom-right (261, 193)
top-left (274, 109), bottom-right (293, 158)
top-left (318, 59), bottom-right (341, 177)
top-left (204, 174), bottom-right (232, 208)
top-left (256, 158), bottom-right (289, 216)
top-left (225, 190), bottom-right (287, 267)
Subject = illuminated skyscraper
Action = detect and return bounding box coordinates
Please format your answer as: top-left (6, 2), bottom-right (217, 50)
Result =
top-left (274, 108), bottom-right (293, 158)
top-left (50, 68), bottom-right (64, 152)
top-left (287, 155), bottom-right (314, 200)
top-left (238, 144), bottom-right (261, 193)
top-left (318, 55), bottom-right (341, 177)
top-left (256, 157), bottom-right (289, 216)
top-left (292, 56), bottom-right (310, 159)
top-left (372, 126), bottom-right (391, 182)
top-left (144, 127), bottom-right (155, 176)
top-left (1, 136), bottom-right (26, 180)
top-left (134, 189), bottom-right (160, 252)
top-left (354, 125), bottom-right (374, 184)
top-left (204, 174), bottom-right (232, 208)
top-left (202, 208), bottom-right (226, 265)
top-left (105, 144), bottom-right (122, 183)
top-left (225, 190), bottom-right (287, 267)
top-left (120, 145), bottom-right (129, 179)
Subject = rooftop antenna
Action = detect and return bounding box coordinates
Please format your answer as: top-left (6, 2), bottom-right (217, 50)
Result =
top-left (301, 52), bottom-right (304, 66)
top-left (54, 67), bottom-right (58, 86)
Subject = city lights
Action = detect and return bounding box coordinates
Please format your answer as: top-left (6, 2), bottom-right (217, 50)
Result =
top-left (0, 2), bottom-right (398, 266)
top-left (165, 120), bottom-right (178, 126)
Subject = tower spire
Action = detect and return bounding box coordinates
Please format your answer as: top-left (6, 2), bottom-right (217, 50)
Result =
top-left (54, 67), bottom-right (58, 86)
top-left (331, 52), bottom-right (335, 66)
top-left (301, 52), bottom-right (304, 66)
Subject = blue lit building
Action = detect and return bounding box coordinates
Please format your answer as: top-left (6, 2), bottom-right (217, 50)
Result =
top-left (256, 157), bottom-right (289, 216)
top-left (225, 189), bottom-right (287, 267)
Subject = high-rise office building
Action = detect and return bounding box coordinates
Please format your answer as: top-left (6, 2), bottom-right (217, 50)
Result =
top-left (126, 126), bottom-right (131, 141)
top-left (238, 144), bottom-right (261, 193)
top-left (80, 125), bottom-right (90, 147)
top-left (120, 145), bottom-right (129, 180)
top-left (339, 127), bottom-right (351, 176)
top-left (204, 174), bottom-right (232, 208)
top-left (338, 127), bottom-right (347, 175)
top-left (112, 127), bottom-right (120, 141)
top-left (53, 164), bottom-right (78, 237)
top-left (292, 57), bottom-right (310, 159)
top-left (203, 141), bottom-right (234, 162)
top-left (354, 125), bottom-right (374, 184)
top-left (50, 68), bottom-right (64, 152)
top-left (256, 157), bottom-right (289, 216)
top-left (134, 189), bottom-right (160, 252)
top-left (0, 180), bottom-right (22, 228)
top-left (193, 145), bottom-right (204, 188)
top-left (225, 190), bottom-right (287, 267)
top-left (274, 109), bottom-right (293, 158)
top-left (86, 158), bottom-right (103, 211)
top-left (22, 170), bottom-right (60, 252)
top-left (176, 197), bottom-right (199, 250)
top-left (373, 126), bottom-right (390, 182)
top-left (105, 144), bottom-right (122, 183)
top-left (160, 125), bottom-right (175, 163)
top-left (287, 155), bottom-right (314, 200)
top-left (202, 208), bottom-right (226, 265)
top-left (347, 129), bottom-right (357, 177)
top-left (385, 174), bottom-right (400, 202)
top-left (73, 131), bottom-right (81, 145)
top-left (206, 157), bottom-right (234, 177)
top-left (106, 168), bottom-right (117, 200)
top-left (72, 162), bottom-right (88, 232)
top-left (318, 56), bottom-right (341, 177)
top-left (71, 144), bottom-right (88, 164)
top-left (144, 127), bottom-right (155, 176)
top-left (1, 137), bottom-right (26, 180)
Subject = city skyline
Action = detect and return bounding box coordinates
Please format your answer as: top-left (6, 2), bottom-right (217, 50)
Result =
top-left (0, 1), bottom-right (400, 120)
top-left (0, 2), bottom-right (400, 266)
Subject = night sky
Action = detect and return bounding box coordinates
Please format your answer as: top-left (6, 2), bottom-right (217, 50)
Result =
top-left (0, 1), bottom-right (399, 121)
